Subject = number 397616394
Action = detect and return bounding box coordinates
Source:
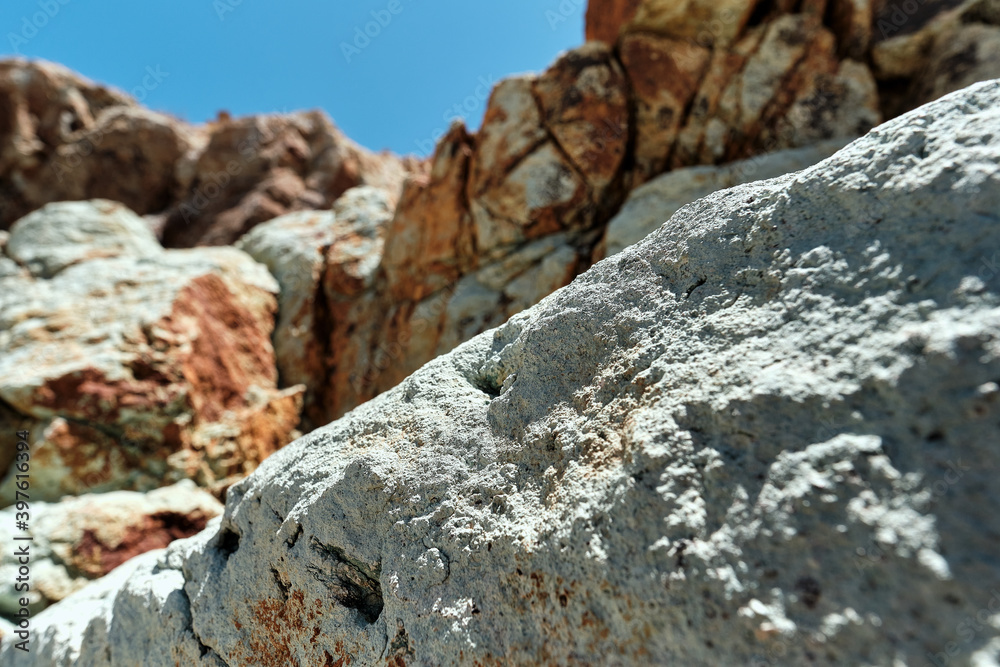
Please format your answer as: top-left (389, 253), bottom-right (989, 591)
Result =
top-left (14, 430), bottom-right (30, 510)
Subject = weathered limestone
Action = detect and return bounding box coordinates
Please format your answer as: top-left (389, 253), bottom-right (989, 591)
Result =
top-left (0, 201), bottom-right (303, 503)
top-left (6, 78), bottom-right (998, 667)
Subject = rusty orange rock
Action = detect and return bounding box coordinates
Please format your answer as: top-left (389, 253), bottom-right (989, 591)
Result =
top-left (0, 201), bottom-right (303, 502)
top-left (0, 60), bottom-right (421, 246)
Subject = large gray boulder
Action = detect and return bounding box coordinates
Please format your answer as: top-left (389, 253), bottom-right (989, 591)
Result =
top-left (4, 79), bottom-right (999, 666)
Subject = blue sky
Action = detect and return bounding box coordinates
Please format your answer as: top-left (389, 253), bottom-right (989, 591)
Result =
top-left (0, 0), bottom-right (585, 156)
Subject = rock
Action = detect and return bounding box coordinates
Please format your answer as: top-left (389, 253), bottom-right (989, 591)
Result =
top-left (0, 201), bottom-right (303, 503)
top-left (237, 186), bottom-right (393, 425)
top-left (159, 111), bottom-right (417, 248)
top-left (596, 138), bottom-right (850, 258)
top-left (5, 200), bottom-right (161, 278)
top-left (7, 0), bottom-right (1000, 434)
top-left (619, 32), bottom-right (711, 182)
top-left (8, 79), bottom-right (999, 666)
top-left (870, 0), bottom-right (1000, 115)
top-left (0, 59), bottom-right (184, 227)
top-left (0, 59), bottom-right (421, 244)
top-left (0, 481), bottom-right (222, 618)
top-left (587, 0), bottom-right (1000, 124)
top-left (386, 123), bottom-right (477, 302)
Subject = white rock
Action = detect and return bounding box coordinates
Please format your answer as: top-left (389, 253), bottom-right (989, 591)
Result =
top-left (4, 80), bottom-right (1000, 666)
top-left (5, 200), bottom-right (162, 278)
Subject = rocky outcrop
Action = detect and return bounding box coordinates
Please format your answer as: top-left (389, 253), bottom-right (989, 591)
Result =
top-left (0, 200), bottom-right (303, 503)
top-left (0, 59), bottom-right (420, 244)
top-left (0, 481), bottom-right (222, 618)
top-left (4, 1), bottom-right (999, 431)
top-left (271, 5), bottom-right (888, 423)
top-left (253, 0), bottom-right (996, 426)
top-left (7, 78), bottom-right (998, 667)
top-left (587, 0), bottom-right (1000, 120)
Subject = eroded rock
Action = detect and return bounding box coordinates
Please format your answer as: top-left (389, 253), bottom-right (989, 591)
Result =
top-left (8, 79), bottom-right (999, 667)
top-left (0, 201), bottom-right (303, 503)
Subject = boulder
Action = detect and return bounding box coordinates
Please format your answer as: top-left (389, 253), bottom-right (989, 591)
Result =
top-left (0, 481), bottom-right (222, 618)
top-left (158, 111), bottom-right (418, 248)
top-left (0, 201), bottom-right (303, 503)
top-left (4, 199), bottom-right (161, 278)
top-left (6, 78), bottom-right (999, 666)
top-left (0, 60), bottom-right (192, 230)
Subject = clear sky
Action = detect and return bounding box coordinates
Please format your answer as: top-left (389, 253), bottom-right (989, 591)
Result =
top-left (0, 0), bottom-right (586, 156)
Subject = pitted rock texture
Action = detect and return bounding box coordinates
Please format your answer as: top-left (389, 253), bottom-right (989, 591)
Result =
top-left (0, 59), bottom-right (421, 244)
top-left (0, 200), bottom-right (303, 503)
top-left (0, 481), bottom-right (222, 618)
top-left (6, 79), bottom-right (999, 667)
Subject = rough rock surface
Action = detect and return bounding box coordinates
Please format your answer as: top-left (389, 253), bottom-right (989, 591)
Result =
top-left (0, 59), bottom-right (420, 244)
top-left (7, 79), bottom-right (999, 666)
top-left (0, 481), bottom-right (222, 617)
top-left (596, 138), bottom-right (850, 259)
top-left (0, 200), bottom-right (303, 503)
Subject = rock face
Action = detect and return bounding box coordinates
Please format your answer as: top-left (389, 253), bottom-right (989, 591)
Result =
top-left (4, 1), bottom-right (999, 431)
top-left (0, 200), bottom-right (303, 503)
top-left (0, 59), bottom-right (420, 244)
top-left (236, 186), bottom-right (394, 421)
top-left (0, 481), bottom-right (222, 618)
top-left (258, 0), bottom-right (996, 426)
top-left (7, 79), bottom-right (999, 666)
top-left (586, 0), bottom-right (1000, 120)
